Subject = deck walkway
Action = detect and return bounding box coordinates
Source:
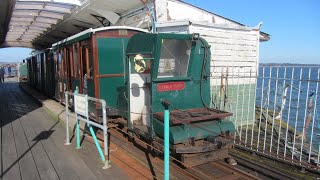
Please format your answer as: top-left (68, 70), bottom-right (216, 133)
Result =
top-left (0, 79), bottom-right (128, 180)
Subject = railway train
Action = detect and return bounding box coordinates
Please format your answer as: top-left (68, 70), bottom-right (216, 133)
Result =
top-left (26, 26), bottom-right (236, 167)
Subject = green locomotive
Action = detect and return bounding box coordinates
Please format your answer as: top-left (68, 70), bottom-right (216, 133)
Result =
top-left (123, 33), bottom-right (235, 167)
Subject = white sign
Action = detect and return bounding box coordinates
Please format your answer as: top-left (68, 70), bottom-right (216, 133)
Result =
top-left (74, 94), bottom-right (88, 117)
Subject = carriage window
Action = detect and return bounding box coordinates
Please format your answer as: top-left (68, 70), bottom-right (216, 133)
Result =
top-left (58, 51), bottom-right (63, 77)
top-left (81, 46), bottom-right (87, 76)
top-left (88, 47), bottom-right (93, 78)
top-left (157, 39), bottom-right (192, 78)
top-left (74, 45), bottom-right (79, 78)
top-left (68, 48), bottom-right (73, 77)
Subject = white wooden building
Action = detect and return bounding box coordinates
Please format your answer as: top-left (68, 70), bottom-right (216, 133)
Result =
top-left (151, 0), bottom-right (270, 124)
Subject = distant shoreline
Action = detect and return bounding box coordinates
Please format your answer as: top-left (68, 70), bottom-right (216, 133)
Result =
top-left (260, 63), bottom-right (320, 66)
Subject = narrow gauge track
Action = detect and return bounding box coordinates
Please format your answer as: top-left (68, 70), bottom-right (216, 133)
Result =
top-left (231, 152), bottom-right (300, 180)
top-left (187, 161), bottom-right (259, 180)
top-left (97, 126), bottom-right (259, 179)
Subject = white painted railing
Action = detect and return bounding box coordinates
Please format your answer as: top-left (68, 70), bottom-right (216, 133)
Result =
top-left (210, 64), bottom-right (320, 170)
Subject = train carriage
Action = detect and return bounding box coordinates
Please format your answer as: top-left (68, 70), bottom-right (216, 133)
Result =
top-left (26, 27), bottom-right (236, 168)
top-left (51, 27), bottom-right (148, 110)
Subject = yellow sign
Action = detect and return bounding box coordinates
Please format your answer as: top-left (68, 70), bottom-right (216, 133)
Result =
top-left (134, 54), bottom-right (146, 73)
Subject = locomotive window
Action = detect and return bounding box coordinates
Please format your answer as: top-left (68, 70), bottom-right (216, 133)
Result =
top-left (157, 39), bottom-right (192, 78)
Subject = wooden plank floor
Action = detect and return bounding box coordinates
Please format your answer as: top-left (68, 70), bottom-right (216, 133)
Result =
top-left (0, 80), bottom-right (128, 180)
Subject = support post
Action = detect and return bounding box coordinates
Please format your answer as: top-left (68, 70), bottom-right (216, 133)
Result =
top-left (88, 124), bottom-right (105, 162)
top-left (65, 93), bottom-right (71, 145)
top-left (102, 101), bottom-right (111, 169)
top-left (76, 114), bottom-right (81, 149)
top-left (161, 99), bottom-right (170, 180)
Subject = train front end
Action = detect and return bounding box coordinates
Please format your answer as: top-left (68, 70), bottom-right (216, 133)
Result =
top-left (125, 33), bottom-right (235, 167)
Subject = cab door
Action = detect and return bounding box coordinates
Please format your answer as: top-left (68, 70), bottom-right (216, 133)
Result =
top-left (128, 54), bottom-right (152, 129)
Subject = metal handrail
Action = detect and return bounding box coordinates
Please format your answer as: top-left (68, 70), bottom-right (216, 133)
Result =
top-left (64, 91), bottom-right (110, 169)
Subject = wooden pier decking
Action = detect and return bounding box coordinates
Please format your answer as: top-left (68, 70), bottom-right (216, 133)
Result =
top-left (0, 79), bottom-right (127, 180)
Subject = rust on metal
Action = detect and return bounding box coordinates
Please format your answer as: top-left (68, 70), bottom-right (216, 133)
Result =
top-left (154, 108), bottom-right (233, 125)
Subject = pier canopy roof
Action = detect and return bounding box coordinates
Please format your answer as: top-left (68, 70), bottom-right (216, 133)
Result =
top-left (0, 0), bottom-right (145, 49)
top-left (1, 0), bottom-right (270, 50)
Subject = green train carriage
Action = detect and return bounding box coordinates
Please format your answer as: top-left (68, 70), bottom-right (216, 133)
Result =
top-left (26, 27), bottom-right (236, 167)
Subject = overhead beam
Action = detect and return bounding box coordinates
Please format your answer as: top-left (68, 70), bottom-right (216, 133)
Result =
top-left (0, 0), bottom-right (16, 46)
top-left (18, 0), bottom-right (81, 6)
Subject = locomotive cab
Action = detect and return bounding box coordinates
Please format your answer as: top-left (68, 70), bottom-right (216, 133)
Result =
top-left (125, 33), bottom-right (236, 167)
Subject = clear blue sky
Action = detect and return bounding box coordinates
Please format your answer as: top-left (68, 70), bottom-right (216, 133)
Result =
top-left (0, 0), bottom-right (319, 64)
top-left (0, 47), bottom-right (32, 63)
top-left (185, 0), bottom-right (320, 64)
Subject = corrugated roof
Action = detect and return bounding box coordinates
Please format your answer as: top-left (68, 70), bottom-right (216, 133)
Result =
top-left (4, 0), bottom-right (79, 48)
top-left (1, 0), bottom-right (145, 49)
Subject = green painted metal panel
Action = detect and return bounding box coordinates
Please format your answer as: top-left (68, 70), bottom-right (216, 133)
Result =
top-left (126, 33), bottom-right (157, 55)
top-left (100, 77), bottom-right (125, 108)
top-left (97, 38), bottom-right (127, 74)
top-left (97, 38), bottom-right (128, 110)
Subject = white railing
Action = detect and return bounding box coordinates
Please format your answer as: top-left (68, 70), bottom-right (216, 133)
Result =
top-left (210, 64), bottom-right (320, 169)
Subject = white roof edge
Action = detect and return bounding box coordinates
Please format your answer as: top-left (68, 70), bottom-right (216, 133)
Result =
top-left (52, 28), bottom-right (93, 47)
top-left (52, 26), bottom-right (149, 47)
top-left (156, 20), bottom-right (191, 28)
top-left (92, 26), bottom-right (149, 34)
top-left (156, 20), bottom-right (257, 31)
top-left (32, 48), bottom-right (52, 56)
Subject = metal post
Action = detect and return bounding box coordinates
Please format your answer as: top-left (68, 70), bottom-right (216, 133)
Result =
top-left (245, 69), bottom-right (252, 146)
top-left (263, 67), bottom-right (272, 153)
top-left (299, 68), bottom-right (312, 162)
top-left (270, 67), bottom-right (279, 153)
top-left (76, 114), bottom-right (81, 149)
top-left (291, 68), bottom-right (303, 160)
top-left (102, 100), bottom-right (110, 169)
top-left (283, 67), bottom-right (294, 157)
top-left (257, 67), bottom-right (265, 151)
top-left (88, 124), bottom-right (106, 162)
top-left (235, 68), bottom-right (240, 141)
top-left (308, 69), bottom-right (319, 162)
top-left (65, 93), bottom-right (71, 145)
top-left (161, 99), bottom-right (170, 180)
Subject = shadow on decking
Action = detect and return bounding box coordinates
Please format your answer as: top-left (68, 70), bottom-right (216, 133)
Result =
top-left (0, 82), bottom-right (57, 178)
top-left (0, 124), bottom-right (57, 178)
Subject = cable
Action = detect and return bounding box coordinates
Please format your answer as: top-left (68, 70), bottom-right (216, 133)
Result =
top-left (199, 38), bottom-right (217, 111)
